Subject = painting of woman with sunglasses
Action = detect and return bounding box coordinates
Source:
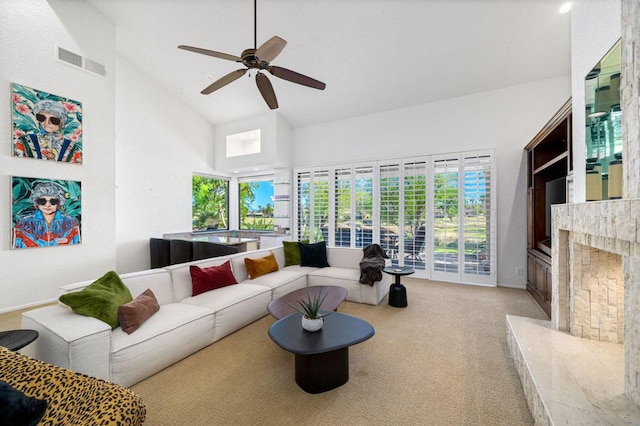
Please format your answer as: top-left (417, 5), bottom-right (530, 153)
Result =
top-left (12, 83), bottom-right (82, 164)
top-left (12, 179), bottom-right (81, 249)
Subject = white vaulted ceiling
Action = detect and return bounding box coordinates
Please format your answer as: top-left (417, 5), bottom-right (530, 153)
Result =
top-left (86, 0), bottom-right (571, 127)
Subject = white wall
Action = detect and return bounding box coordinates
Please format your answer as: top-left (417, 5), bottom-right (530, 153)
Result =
top-left (214, 111), bottom-right (293, 173)
top-left (0, 0), bottom-right (117, 311)
top-left (293, 76), bottom-right (571, 287)
top-left (571, 0), bottom-right (622, 202)
top-left (114, 57), bottom-right (216, 273)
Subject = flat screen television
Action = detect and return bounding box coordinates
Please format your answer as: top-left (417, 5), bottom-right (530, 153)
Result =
top-left (545, 176), bottom-right (567, 238)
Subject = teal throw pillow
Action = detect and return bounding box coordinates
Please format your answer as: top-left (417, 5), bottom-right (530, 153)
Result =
top-left (59, 271), bottom-right (133, 329)
top-left (283, 240), bottom-right (308, 266)
top-left (299, 241), bottom-right (330, 268)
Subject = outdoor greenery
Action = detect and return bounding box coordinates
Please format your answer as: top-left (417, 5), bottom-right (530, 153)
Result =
top-left (192, 177), bottom-right (276, 232)
top-left (239, 181), bottom-right (273, 230)
top-left (192, 176), bottom-right (229, 230)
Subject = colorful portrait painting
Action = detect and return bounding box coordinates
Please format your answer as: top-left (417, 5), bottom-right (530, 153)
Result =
top-left (11, 83), bottom-right (83, 164)
top-left (11, 177), bottom-right (82, 249)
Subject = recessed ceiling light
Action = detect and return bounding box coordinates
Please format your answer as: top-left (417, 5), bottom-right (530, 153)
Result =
top-left (233, 170), bottom-right (240, 173)
top-left (559, 2), bottom-right (572, 13)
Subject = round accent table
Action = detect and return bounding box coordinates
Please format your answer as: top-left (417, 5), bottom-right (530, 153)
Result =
top-left (382, 266), bottom-right (414, 307)
top-left (0, 329), bottom-right (39, 351)
top-left (268, 311), bottom-right (374, 394)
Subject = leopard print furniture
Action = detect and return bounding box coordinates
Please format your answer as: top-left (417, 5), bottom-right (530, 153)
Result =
top-left (0, 346), bottom-right (146, 425)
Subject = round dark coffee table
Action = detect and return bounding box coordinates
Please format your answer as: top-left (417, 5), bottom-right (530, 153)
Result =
top-left (0, 329), bottom-right (39, 351)
top-left (268, 311), bottom-right (374, 393)
top-left (382, 266), bottom-right (414, 307)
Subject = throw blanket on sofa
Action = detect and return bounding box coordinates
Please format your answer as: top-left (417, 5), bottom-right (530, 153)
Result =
top-left (359, 244), bottom-right (389, 285)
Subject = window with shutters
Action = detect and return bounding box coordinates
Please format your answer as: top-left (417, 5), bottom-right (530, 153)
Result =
top-left (354, 165), bottom-right (374, 248)
top-left (462, 153), bottom-right (493, 281)
top-left (294, 149), bottom-right (495, 286)
top-left (379, 163), bottom-right (401, 265)
top-left (432, 156), bottom-right (460, 277)
top-left (334, 167), bottom-right (352, 247)
top-left (402, 160), bottom-right (428, 271)
top-left (295, 169), bottom-right (330, 242)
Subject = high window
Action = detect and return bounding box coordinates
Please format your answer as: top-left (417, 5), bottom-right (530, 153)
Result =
top-left (192, 175), bottom-right (229, 231)
top-left (294, 150), bottom-right (495, 286)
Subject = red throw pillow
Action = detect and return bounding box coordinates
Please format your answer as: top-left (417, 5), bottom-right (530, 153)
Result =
top-left (190, 261), bottom-right (238, 296)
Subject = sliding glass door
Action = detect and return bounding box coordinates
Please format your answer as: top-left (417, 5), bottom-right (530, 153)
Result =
top-left (294, 149), bottom-right (495, 286)
top-left (430, 152), bottom-right (495, 285)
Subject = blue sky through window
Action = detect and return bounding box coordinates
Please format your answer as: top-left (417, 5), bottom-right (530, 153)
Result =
top-left (249, 181), bottom-right (274, 212)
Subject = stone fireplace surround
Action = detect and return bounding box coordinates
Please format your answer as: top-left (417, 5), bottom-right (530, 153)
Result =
top-left (506, 199), bottom-right (640, 425)
top-left (553, 200), bottom-right (640, 400)
top-left (506, 1), bottom-right (640, 423)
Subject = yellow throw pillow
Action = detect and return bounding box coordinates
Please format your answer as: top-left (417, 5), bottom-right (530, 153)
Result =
top-left (244, 253), bottom-right (279, 279)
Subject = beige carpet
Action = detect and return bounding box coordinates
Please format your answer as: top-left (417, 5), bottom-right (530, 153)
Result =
top-left (130, 279), bottom-right (548, 425)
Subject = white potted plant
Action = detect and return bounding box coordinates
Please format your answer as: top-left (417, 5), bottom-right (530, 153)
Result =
top-left (288, 290), bottom-right (328, 332)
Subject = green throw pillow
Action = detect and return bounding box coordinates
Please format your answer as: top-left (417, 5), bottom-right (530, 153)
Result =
top-left (283, 240), bottom-right (308, 267)
top-left (59, 271), bottom-right (133, 329)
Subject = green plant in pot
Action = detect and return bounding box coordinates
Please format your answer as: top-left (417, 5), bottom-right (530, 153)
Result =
top-left (288, 290), bottom-right (328, 332)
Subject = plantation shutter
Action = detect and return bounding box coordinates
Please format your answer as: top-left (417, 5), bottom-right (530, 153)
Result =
top-left (461, 152), bottom-right (494, 284)
top-left (354, 165), bottom-right (374, 248)
top-left (334, 167), bottom-right (352, 247)
top-left (379, 163), bottom-right (401, 263)
top-left (402, 160), bottom-right (428, 273)
top-left (295, 171), bottom-right (311, 240)
top-left (431, 156), bottom-right (460, 279)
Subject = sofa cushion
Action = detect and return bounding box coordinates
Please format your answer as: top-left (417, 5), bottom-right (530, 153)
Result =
top-left (190, 261), bottom-right (237, 296)
top-left (282, 240), bottom-right (308, 266)
top-left (0, 380), bottom-right (47, 426)
top-left (246, 270), bottom-right (308, 300)
top-left (180, 283), bottom-right (272, 342)
top-left (110, 303), bottom-right (215, 387)
top-left (244, 253), bottom-right (279, 279)
top-left (59, 271), bottom-right (133, 329)
top-left (117, 289), bottom-right (160, 334)
top-left (299, 241), bottom-right (330, 268)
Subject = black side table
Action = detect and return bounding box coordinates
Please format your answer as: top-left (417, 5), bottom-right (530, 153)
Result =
top-left (0, 329), bottom-right (39, 351)
top-left (382, 266), bottom-right (414, 307)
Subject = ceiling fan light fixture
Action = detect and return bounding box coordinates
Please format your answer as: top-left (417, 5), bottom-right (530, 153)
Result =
top-left (177, 0), bottom-right (325, 109)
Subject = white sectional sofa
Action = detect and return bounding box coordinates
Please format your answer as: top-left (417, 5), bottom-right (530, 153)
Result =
top-left (21, 245), bottom-right (391, 387)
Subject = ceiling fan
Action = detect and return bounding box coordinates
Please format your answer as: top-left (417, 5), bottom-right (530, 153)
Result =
top-left (178, 0), bottom-right (326, 110)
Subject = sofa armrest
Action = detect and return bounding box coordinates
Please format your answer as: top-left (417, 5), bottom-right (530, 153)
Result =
top-left (21, 305), bottom-right (111, 382)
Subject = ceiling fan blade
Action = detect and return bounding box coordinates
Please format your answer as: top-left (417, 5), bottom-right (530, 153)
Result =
top-left (255, 72), bottom-right (278, 110)
top-left (201, 69), bottom-right (247, 95)
top-left (178, 45), bottom-right (241, 62)
top-left (255, 36), bottom-right (287, 63)
top-left (268, 66), bottom-right (326, 90)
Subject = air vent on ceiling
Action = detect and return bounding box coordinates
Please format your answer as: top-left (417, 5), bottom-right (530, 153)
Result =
top-left (57, 46), bottom-right (107, 77)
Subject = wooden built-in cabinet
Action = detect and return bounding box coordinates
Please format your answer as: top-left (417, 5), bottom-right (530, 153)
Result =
top-left (525, 98), bottom-right (572, 317)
